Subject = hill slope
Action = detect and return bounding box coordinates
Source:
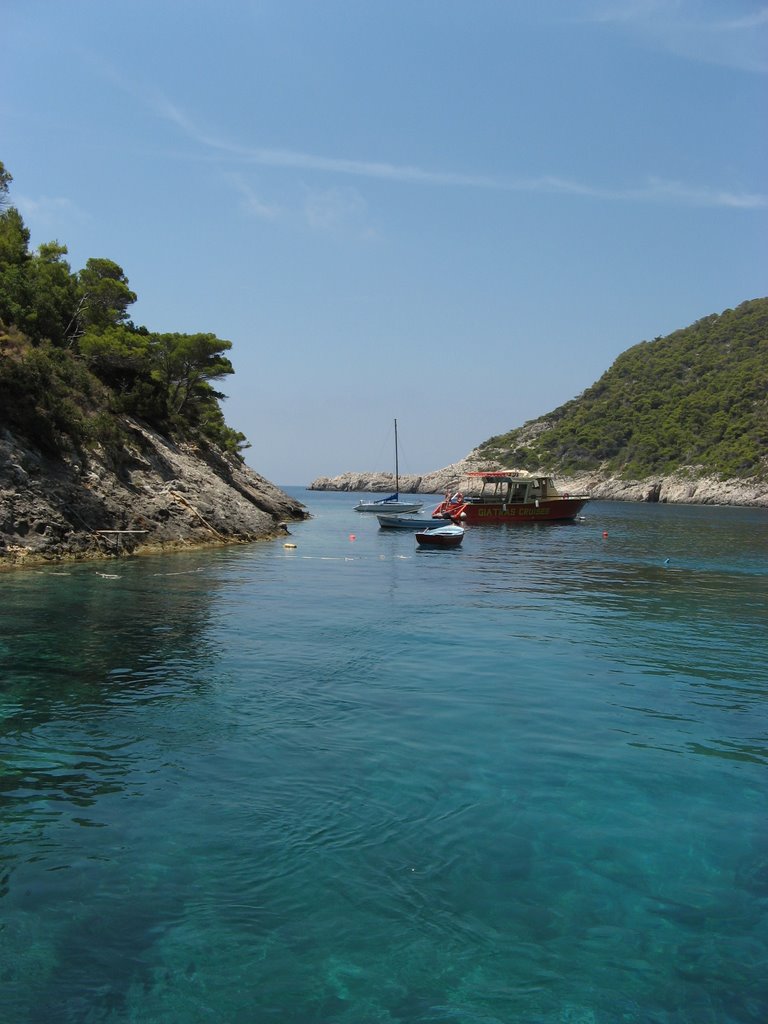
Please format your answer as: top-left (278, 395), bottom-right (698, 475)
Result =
top-left (476, 299), bottom-right (768, 480)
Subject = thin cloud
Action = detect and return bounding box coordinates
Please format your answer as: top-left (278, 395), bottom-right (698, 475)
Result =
top-left (304, 186), bottom-right (364, 229)
top-left (302, 185), bottom-right (379, 240)
top-left (16, 194), bottom-right (84, 227)
top-left (587, 0), bottom-right (675, 24)
top-left (579, 0), bottom-right (768, 73)
top-left (627, 177), bottom-right (768, 208)
top-left (226, 174), bottom-right (281, 219)
top-left (170, 122), bottom-right (505, 190)
top-left (540, 174), bottom-right (767, 208)
top-left (719, 7), bottom-right (768, 29)
top-left (150, 91), bottom-right (766, 211)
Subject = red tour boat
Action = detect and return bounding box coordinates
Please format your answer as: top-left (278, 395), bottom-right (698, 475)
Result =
top-left (432, 471), bottom-right (589, 525)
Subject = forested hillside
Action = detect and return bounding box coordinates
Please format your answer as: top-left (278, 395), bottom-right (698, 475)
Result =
top-left (478, 298), bottom-right (768, 480)
top-left (0, 161), bottom-right (247, 462)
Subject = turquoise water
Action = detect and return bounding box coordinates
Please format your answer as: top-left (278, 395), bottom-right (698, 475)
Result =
top-left (1, 491), bottom-right (767, 1024)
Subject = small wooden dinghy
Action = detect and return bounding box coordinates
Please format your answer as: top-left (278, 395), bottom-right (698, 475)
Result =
top-left (415, 524), bottom-right (465, 548)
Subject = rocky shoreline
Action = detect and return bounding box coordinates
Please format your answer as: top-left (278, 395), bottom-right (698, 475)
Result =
top-left (0, 419), bottom-right (307, 570)
top-left (308, 453), bottom-right (768, 507)
top-left (4, 432), bottom-right (765, 572)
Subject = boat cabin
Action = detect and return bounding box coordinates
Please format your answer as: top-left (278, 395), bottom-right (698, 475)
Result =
top-left (462, 471), bottom-right (562, 505)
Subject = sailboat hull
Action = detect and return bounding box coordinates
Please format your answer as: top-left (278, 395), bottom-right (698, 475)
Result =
top-left (354, 499), bottom-right (424, 513)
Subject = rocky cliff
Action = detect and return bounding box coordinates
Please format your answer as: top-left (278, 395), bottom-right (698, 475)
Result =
top-left (308, 452), bottom-right (768, 507)
top-left (0, 417), bottom-right (307, 569)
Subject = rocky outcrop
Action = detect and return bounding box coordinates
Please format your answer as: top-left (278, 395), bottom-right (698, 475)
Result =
top-left (561, 471), bottom-right (768, 506)
top-left (308, 456), bottom-right (490, 497)
top-left (0, 418), bottom-right (307, 570)
top-left (309, 453), bottom-right (768, 507)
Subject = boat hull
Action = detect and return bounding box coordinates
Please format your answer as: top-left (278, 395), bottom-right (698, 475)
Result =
top-left (415, 525), bottom-right (465, 548)
top-left (354, 500), bottom-right (424, 514)
top-left (377, 513), bottom-right (455, 529)
top-left (432, 496), bottom-right (588, 525)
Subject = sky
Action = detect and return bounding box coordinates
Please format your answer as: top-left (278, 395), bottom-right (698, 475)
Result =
top-left (3, 0), bottom-right (767, 485)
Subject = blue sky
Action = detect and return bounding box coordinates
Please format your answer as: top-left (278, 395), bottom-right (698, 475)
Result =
top-left (3, 0), bottom-right (766, 484)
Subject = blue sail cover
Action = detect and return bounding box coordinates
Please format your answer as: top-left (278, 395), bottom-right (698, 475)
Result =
top-left (380, 494), bottom-right (399, 503)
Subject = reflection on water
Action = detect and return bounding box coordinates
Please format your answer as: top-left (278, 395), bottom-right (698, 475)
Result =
top-left (1, 497), bottom-right (767, 1023)
top-left (3, 558), bottom-right (222, 697)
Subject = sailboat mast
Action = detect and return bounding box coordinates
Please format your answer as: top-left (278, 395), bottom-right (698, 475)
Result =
top-left (394, 418), bottom-right (399, 497)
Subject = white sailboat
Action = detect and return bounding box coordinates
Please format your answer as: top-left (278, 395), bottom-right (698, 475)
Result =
top-left (353, 419), bottom-right (424, 513)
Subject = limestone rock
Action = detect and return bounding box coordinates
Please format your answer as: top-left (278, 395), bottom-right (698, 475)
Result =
top-left (309, 450), bottom-right (768, 507)
top-left (308, 454), bottom-right (496, 497)
top-left (0, 418), bottom-right (307, 570)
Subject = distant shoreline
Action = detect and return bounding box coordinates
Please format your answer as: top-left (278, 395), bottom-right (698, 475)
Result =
top-left (307, 465), bottom-right (768, 508)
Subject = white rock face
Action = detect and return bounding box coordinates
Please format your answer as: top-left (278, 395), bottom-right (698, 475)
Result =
top-left (309, 451), bottom-right (768, 507)
top-left (563, 472), bottom-right (768, 506)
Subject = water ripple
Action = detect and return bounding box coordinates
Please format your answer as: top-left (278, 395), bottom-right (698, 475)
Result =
top-left (1, 497), bottom-right (766, 1023)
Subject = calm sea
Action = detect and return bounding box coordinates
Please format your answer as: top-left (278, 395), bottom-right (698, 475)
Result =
top-left (1, 491), bottom-right (767, 1024)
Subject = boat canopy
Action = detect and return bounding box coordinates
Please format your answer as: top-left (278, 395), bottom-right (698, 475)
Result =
top-left (466, 470), bottom-right (540, 482)
top-left (459, 470), bottom-right (564, 501)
